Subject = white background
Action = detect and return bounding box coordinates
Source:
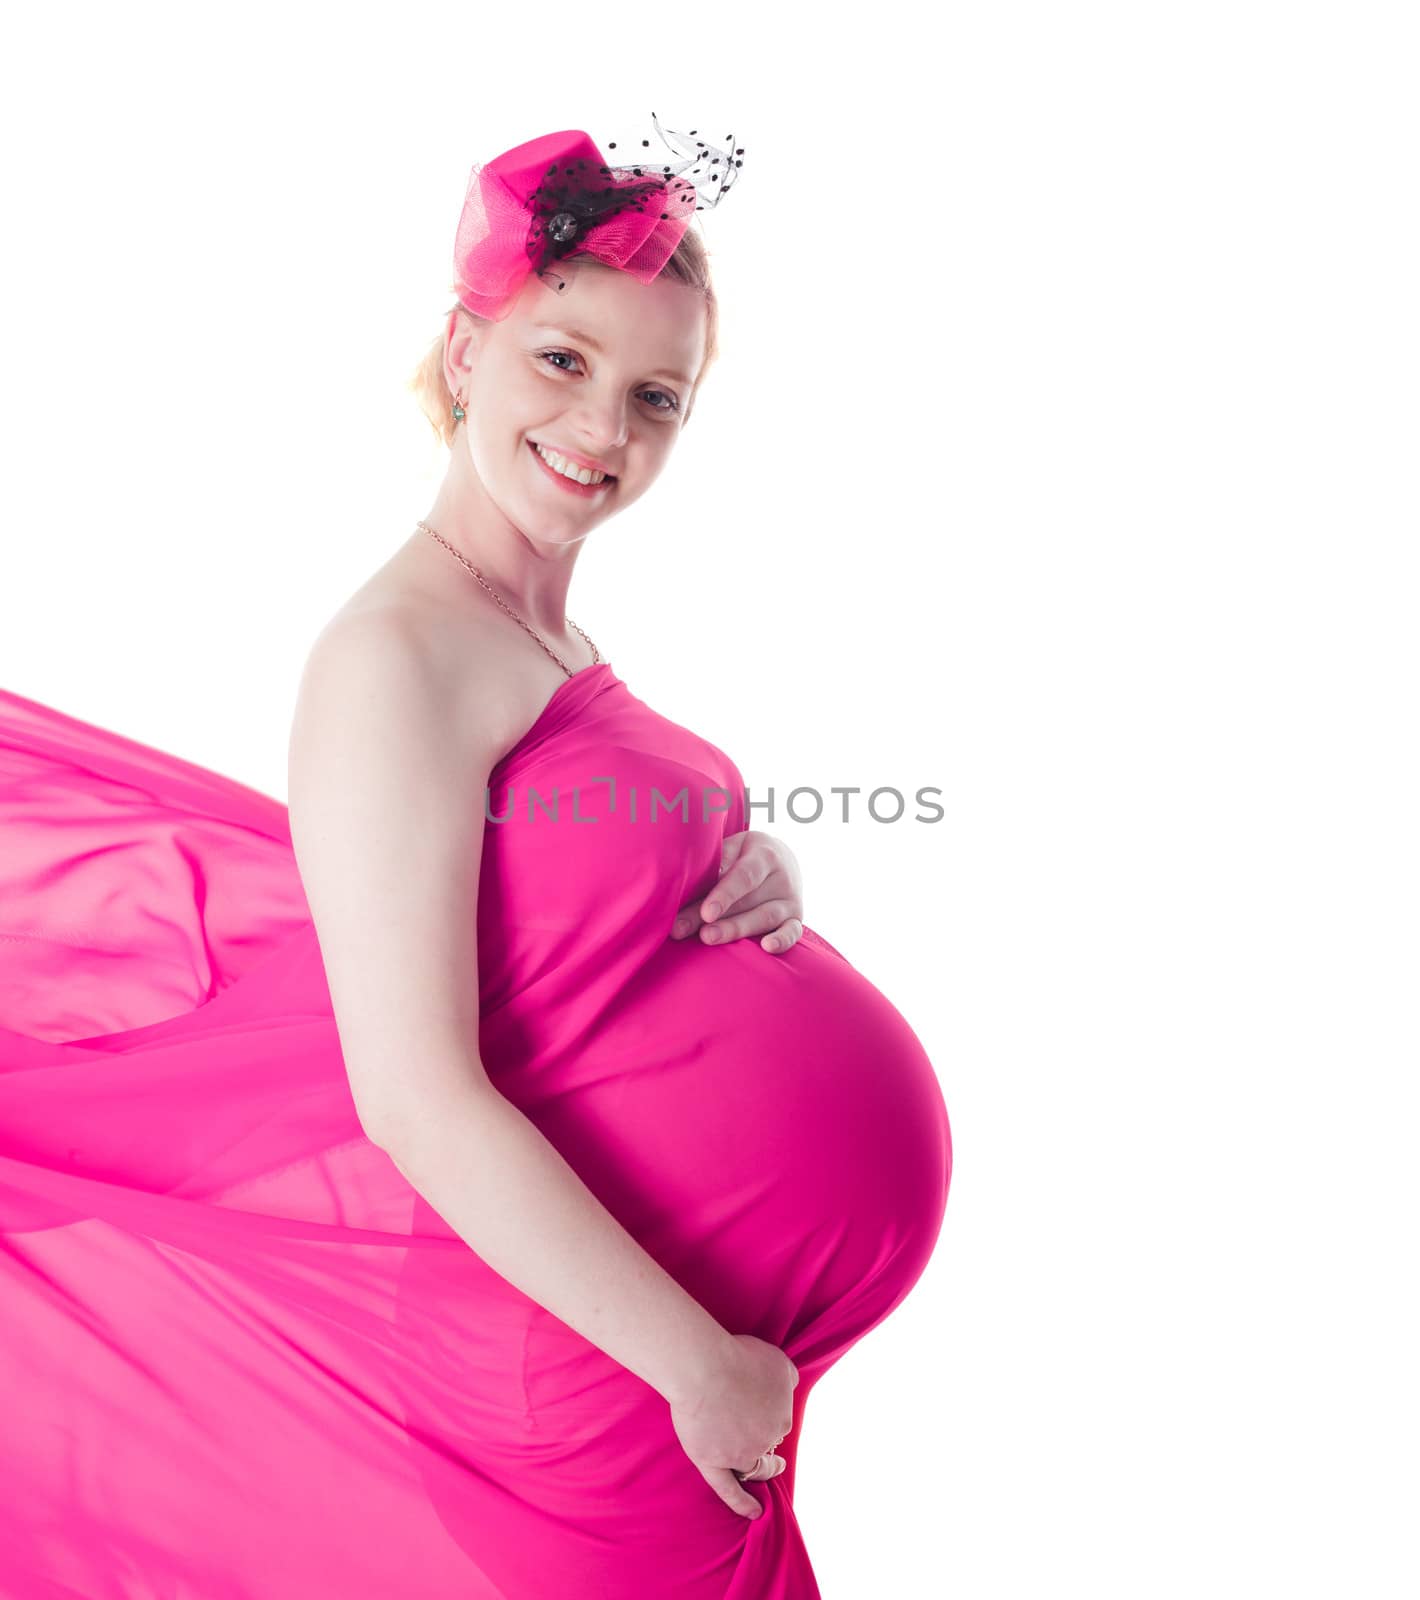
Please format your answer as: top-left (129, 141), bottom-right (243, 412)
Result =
top-left (2, 3), bottom-right (1416, 1595)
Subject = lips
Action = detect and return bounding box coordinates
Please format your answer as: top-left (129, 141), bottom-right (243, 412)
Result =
top-left (527, 440), bottom-right (617, 497)
top-left (532, 441), bottom-right (616, 480)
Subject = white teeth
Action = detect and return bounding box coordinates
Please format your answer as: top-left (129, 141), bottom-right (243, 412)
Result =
top-left (534, 443), bottom-right (608, 485)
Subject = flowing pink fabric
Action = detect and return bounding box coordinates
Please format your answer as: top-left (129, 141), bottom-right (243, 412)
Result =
top-left (0, 662), bottom-right (952, 1598)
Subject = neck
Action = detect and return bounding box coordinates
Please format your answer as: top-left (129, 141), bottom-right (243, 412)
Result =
top-left (420, 445), bottom-right (583, 638)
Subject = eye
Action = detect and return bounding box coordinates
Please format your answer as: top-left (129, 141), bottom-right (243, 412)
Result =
top-left (536, 349), bottom-right (680, 414)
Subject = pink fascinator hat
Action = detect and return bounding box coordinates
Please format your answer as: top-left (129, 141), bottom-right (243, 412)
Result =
top-left (452, 112), bottom-right (746, 322)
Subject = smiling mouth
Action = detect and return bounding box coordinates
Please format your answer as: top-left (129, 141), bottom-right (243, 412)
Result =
top-left (527, 440), bottom-right (618, 491)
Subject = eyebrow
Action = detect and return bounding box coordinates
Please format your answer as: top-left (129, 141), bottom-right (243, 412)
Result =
top-left (529, 322), bottom-right (694, 388)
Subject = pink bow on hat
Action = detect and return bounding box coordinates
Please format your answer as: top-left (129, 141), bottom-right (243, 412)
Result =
top-left (452, 113), bottom-right (745, 321)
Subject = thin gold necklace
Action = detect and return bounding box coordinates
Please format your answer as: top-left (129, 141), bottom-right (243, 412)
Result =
top-left (416, 521), bottom-right (600, 679)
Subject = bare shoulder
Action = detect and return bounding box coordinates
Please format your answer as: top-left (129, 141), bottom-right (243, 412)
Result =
top-left (291, 567), bottom-right (529, 776)
top-left (294, 530), bottom-right (592, 769)
top-left (284, 574), bottom-right (514, 1135)
top-left (282, 538), bottom-right (592, 1135)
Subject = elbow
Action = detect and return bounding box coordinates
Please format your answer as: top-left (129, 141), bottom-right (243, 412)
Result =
top-left (348, 1082), bottom-right (417, 1153)
top-left (353, 1073), bottom-right (498, 1158)
top-left (355, 1105), bottom-right (402, 1154)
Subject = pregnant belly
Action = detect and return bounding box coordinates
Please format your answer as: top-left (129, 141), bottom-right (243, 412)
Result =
top-left (492, 926), bottom-right (953, 1345)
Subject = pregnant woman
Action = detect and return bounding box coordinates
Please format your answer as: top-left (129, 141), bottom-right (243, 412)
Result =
top-left (0, 119), bottom-right (952, 1597)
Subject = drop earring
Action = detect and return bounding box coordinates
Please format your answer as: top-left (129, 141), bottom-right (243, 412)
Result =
top-left (451, 393), bottom-right (466, 423)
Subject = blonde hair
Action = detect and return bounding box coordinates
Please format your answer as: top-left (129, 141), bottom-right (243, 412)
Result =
top-left (408, 228), bottom-right (721, 450)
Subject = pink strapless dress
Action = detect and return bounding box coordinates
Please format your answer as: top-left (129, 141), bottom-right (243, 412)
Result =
top-left (0, 661), bottom-right (952, 1599)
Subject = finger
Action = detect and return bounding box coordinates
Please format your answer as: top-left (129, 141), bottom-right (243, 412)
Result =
top-left (669, 883), bottom-right (767, 939)
top-left (718, 831), bottom-right (752, 879)
top-left (706, 1466), bottom-right (763, 1520)
top-left (698, 900), bottom-right (796, 947)
top-left (760, 917), bottom-right (803, 955)
top-left (705, 849), bottom-right (771, 925)
top-left (670, 898), bottom-right (707, 939)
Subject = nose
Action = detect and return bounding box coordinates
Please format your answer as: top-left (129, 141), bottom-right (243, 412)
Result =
top-left (567, 397), bottom-right (630, 465)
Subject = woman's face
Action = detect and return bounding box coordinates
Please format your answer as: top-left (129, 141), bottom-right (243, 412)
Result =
top-left (452, 261), bottom-right (706, 546)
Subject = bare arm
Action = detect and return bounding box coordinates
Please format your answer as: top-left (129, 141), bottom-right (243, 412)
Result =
top-left (286, 609), bottom-right (732, 1406)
